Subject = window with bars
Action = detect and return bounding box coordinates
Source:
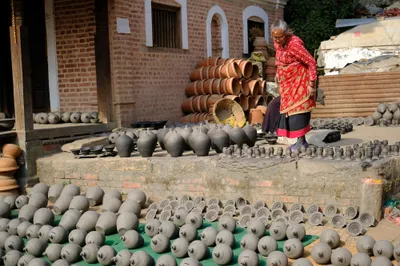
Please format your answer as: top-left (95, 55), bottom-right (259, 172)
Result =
top-left (152, 3), bottom-right (181, 49)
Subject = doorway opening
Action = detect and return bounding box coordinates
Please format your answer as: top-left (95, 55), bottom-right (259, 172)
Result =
top-left (247, 20), bottom-right (265, 56)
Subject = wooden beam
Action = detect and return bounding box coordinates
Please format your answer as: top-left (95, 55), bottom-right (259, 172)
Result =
top-left (10, 26), bottom-right (34, 131)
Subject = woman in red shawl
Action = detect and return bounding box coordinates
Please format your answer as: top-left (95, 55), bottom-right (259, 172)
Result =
top-left (271, 20), bottom-right (317, 151)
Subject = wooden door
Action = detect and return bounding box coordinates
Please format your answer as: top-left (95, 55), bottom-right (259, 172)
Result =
top-left (24, 0), bottom-right (50, 113)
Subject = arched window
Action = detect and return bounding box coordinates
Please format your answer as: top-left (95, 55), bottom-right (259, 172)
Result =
top-left (144, 0), bottom-right (188, 49)
top-left (243, 6), bottom-right (269, 54)
top-left (206, 5), bottom-right (229, 58)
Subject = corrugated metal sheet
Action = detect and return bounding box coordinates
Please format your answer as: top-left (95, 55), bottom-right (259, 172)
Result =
top-left (312, 71), bottom-right (400, 118)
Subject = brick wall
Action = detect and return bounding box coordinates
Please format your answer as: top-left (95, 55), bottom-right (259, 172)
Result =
top-left (55, 0), bottom-right (98, 112)
top-left (108, 0), bottom-right (283, 126)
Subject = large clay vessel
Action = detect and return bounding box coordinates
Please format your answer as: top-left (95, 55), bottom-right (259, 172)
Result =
top-left (48, 184), bottom-right (64, 203)
top-left (126, 190), bottom-right (147, 208)
top-left (157, 126), bottom-right (170, 150)
top-left (76, 211), bottom-right (100, 232)
top-left (53, 195), bottom-right (74, 215)
top-left (165, 130), bottom-right (185, 157)
top-left (1, 144), bottom-right (22, 159)
top-left (116, 212), bottom-right (139, 235)
top-left (96, 211), bottom-right (117, 235)
top-left (33, 208), bottom-right (54, 226)
top-left (102, 197), bottom-right (121, 213)
top-left (191, 130), bottom-right (211, 156)
top-left (115, 132), bottom-right (134, 158)
top-left (243, 122), bottom-right (257, 147)
top-left (43, 244), bottom-right (63, 262)
top-left (28, 193), bottom-right (48, 209)
top-left (18, 204), bottom-right (38, 222)
top-left (59, 210), bottom-right (82, 231)
top-left (85, 186), bottom-right (104, 207)
top-left (69, 195), bottom-right (90, 213)
top-left (229, 126), bottom-right (247, 148)
top-left (137, 129), bottom-right (157, 157)
top-left (60, 184), bottom-right (80, 197)
top-left (118, 199), bottom-right (141, 217)
top-left (17, 254), bottom-right (35, 266)
top-left (177, 126), bottom-right (193, 150)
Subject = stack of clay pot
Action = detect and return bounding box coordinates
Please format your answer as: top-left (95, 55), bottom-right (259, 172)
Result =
top-left (181, 57), bottom-right (269, 124)
top-left (370, 102), bottom-right (400, 127)
top-left (0, 144), bottom-right (22, 195)
top-left (33, 111), bottom-right (100, 125)
top-left (265, 57), bottom-right (277, 82)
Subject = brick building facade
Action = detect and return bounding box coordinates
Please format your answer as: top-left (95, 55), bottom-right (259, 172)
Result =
top-left (52, 0), bottom-right (285, 126)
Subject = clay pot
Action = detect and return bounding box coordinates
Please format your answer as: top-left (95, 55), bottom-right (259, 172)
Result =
top-left (85, 186), bottom-right (104, 206)
top-left (159, 221), bottom-right (178, 239)
top-left (96, 211), bottom-right (117, 235)
top-left (104, 189), bottom-right (122, 201)
top-left (25, 224), bottom-right (40, 239)
top-left (371, 111), bottom-right (382, 123)
top-left (118, 199), bottom-right (142, 217)
top-left (0, 231), bottom-right (9, 248)
top-left (16, 221), bottom-right (32, 238)
top-left (127, 190), bottom-right (147, 208)
top-left (137, 129), bottom-right (157, 157)
top-left (112, 250), bottom-right (132, 266)
top-left (286, 224), bottom-right (306, 241)
top-left (228, 126), bottom-right (247, 148)
top-left (350, 253), bottom-right (372, 266)
top-left (109, 132), bottom-right (120, 144)
top-left (383, 109), bottom-right (393, 121)
top-left (356, 236), bottom-right (376, 255)
top-left (69, 195), bottom-right (90, 213)
top-left (37, 113), bottom-right (49, 124)
top-left (49, 226), bottom-right (69, 244)
top-left (80, 113), bottom-right (91, 123)
top-left (121, 230), bottom-right (144, 249)
top-left (3, 250), bottom-right (23, 266)
top-left (185, 212), bottom-right (203, 229)
top-left (102, 197), bottom-right (122, 213)
top-left (247, 219), bottom-right (265, 238)
top-left (156, 254), bottom-right (177, 266)
top-left (311, 242), bottom-right (332, 265)
top-left (80, 244), bottom-right (99, 263)
top-left (68, 229), bottom-right (87, 246)
top-left (0, 218), bottom-right (9, 232)
top-left (171, 238), bottom-right (189, 258)
top-left (373, 240), bottom-right (394, 259)
top-left (180, 258), bottom-right (202, 266)
top-left (320, 229), bottom-right (340, 249)
top-left (38, 225), bottom-right (53, 242)
top-left (60, 184), bottom-right (80, 197)
top-left (17, 254), bottom-right (35, 266)
top-left (52, 259), bottom-right (70, 266)
top-left (15, 195), bottom-right (28, 209)
top-left (33, 208), bottom-right (54, 226)
top-left (76, 210), bottom-right (100, 232)
top-left (61, 112), bottom-right (71, 123)
top-left (212, 244), bottom-right (233, 265)
top-left (28, 193), bottom-right (48, 209)
top-left (5, 235), bottom-right (24, 251)
top-left (18, 204), bottom-right (38, 222)
top-left (292, 258), bottom-right (313, 266)
top-left (48, 113), bottom-right (60, 124)
top-left (70, 112), bottom-right (81, 123)
top-left (238, 250), bottom-right (258, 266)
top-left (192, 130), bottom-right (212, 156)
top-left (85, 231), bottom-right (105, 246)
top-left (240, 233), bottom-right (259, 252)
top-left (1, 144), bottom-right (22, 159)
top-left (243, 122), bottom-right (257, 147)
top-left (331, 248), bottom-right (352, 266)
top-left (60, 243), bottom-right (82, 263)
top-left (0, 201), bottom-right (11, 218)
top-left (129, 250), bottom-right (155, 266)
top-left (151, 234), bottom-right (170, 253)
top-left (48, 184), bottom-right (64, 203)
top-left (268, 251), bottom-right (288, 266)
top-left (216, 230), bottom-right (235, 248)
top-left (43, 244), bottom-right (63, 262)
top-left (145, 219), bottom-right (161, 238)
top-left (209, 126), bottom-right (229, 153)
top-left (258, 236), bottom-right (278, 257)
top-left (179, 223), bottom-right (197, 242)
top-left (117, 212), bottom-right (139, 235)
top-left (173, 207), bottom-right (188, 227)
top-left (24, 238), bottom-right (47, 257)
top-left (249, 108), bottom-right (264, 125)
top-left (157, 126), bottom-right (170, 150)
top-left (59, 209), bottom-right (82, 231)
top-left (165, 130), bottom-right (185, 157)
top-left (177, 126), bottom-right (193, 150)
top-left (196, 56), bottom-right (221, 68)
top-left (188, 240), bottom-right (208, 261)
top-left (284, 238), bottom-right (304, 259)
top-left (269, 222), bottom-right (287, 241)
top-left (115, 132), bottom-right (134, 158)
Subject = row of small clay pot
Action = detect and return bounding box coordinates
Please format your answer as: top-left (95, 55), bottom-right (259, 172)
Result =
top-left (33, 112), bottom-right (99, 125)
top-left (369, 102), bottom-right (400, 127)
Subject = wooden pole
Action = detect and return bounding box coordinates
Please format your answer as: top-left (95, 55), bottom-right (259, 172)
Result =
top-left (10, 26), bottom-right (34, 131)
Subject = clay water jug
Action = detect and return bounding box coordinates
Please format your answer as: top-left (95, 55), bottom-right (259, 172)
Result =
top-left (243, 122), bottom-right (257, 147)
top-left (85, 186), bottom-right (104, 206)
top-left (190, 130), bottom-right (211, 156)
top-left (96, 211), bottom-right (117, 235)
top-left (33, 208), bottom-right (54, 226)
top-left (48, 184), bottom-right (64, 203)
top-left (157, 126), bottom-right (170, 150)
top-left (126, 189), bottom-right (147, 207)
top-left (59, 209), bottom-right (82, 231)
top-left (229, 125), bottom-right (247, 148)
top-left (137, 129), bottom-right (157, 157)
top-left (209, 126), bottom-right (230, 153)
top-left (76, 211), bottom-right (100, 232)
top-left (164, 130), bottom-right (185, 157)
top-left (116, 132), bottom-right (134, 158)
top-left (116, 212), bottom-right (139, 235)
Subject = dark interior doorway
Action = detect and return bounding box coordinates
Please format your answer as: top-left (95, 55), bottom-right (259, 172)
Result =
top-left (25, 0), bottom-right (50, 113)
top-left (247, 20), bottom-right (265, 56)
top-left (0, 1), bottom-right (14, 118)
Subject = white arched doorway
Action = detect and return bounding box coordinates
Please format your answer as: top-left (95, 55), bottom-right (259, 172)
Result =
top-left (242, 6), bottom-right (269, 54)
top-left (144, 0), bottom-right (188, 49)
top-left (206, 5), bottom-right (229, 58)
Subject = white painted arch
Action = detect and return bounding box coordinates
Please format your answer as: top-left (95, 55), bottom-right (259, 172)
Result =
top-left (206, 5), bottom-right (229, 58)
top-left (243, 5), bottom-right (269, 54)
top-left (144, 0), bottom-right (188, 49)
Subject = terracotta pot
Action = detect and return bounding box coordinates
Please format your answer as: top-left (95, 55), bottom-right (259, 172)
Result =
top-left (2, 144), bottom-right (22, 159)
top-left (200, 95), bottom-right (211, 112)
top-left (236, 60), bottom-right (254, 79)
top-left (207, 95), bottom-right (223, 109)
top-left (212, 79), bottom-right (224, 94)
top-left (196, 56), bottom-right (221, 68)
top-left (240, 94), bottom-right (249, 111)
top-left (256, 105), bottom-right (267, 115)
top-left (221, 62), bottom-right (242, 79)
top-left (0, 179), bottom-right (17, 188)
top-left (250, 95), bottom-right (265, 109)
top-left (59, 209), bottom-right (82, 231)
top-left (223, 95), bottom-right (240, 103)
top-left (76, 210), bottom-right (100, 232)
top-left (0, 171), bottom-right (16, 180)
top-left (249, 108), bottom-right (264, 125)
top-left (221, 78), bottom-right (241, 95)
top-left (203, 79), bottom-right (215, 95)
top-left (246, 80), bottom-right (260, 97)
top-left (0, 158), bottom-right (19, 173)
top-left (240, 79), bottom-right (250, 96)
top-left (251, 65), bottom-right (260, 79)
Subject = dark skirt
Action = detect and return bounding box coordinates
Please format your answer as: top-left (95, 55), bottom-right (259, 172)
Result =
top-left (262, 96), bottom-right (281, 133)
top-left (276, 112), bottom-right (311, 138)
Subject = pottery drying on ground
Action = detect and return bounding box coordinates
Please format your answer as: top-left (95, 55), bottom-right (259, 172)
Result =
top-left (284, 238), bottom-right (304, 259)
top-left (69, 195), bottom-right (90, 213)
top-left (258, 236), bottom-right (277, 257)
top-left (28, 193), bottom-right (47, 209)
top-left (43, 244), bottom-right (63, 262)
top-left (209, 126), bottom-right (230, 153)
top-left (156, 254), bottom-right (177, 266)
top-left (53, 195), bottom-right (73, 215)
top-left (190, 130), bottom-right (211, 156)
top-left (112, 249), bottom-right (132, 266)
top-left (320, 229), bottom-right (340, 249)
top-left (97, 245), bottom-right (116, 265)
top-left (240, 233), bottom-right (259, 252)
top-left (15, 195), bottom-right (28, 209)
top-left (85, 231), bottom-right (105, 247)
top-left (85, 186), bottom-right (104, 206)
top-left (188, 240), bottom-right (208, 261)
top-left (350, 252), bottom-right (372, 266)
top-left (80, 244), bottom-right (99, 263)
top-left (243, 122), bottom-right (257, 147)
top-left (311, 242), bottom-right (332, 265)
top-left (145, 219), bottom-right (161, 238)
top-left (8, 219), bottom-right (22, 235)
top-left (151, 234), bottom-right (170, 253)
top-left (18, 205), bottom-right (38, 222)
top-left (24, 238), bottom-right (47, 257)
top-left (48, 184), bottom-right (64, 203)
top-left (25, 224), bottom-right (40, 239)
top-left (212, 244), bottom-right (233, 265)
top-left (157, 126), bottom-right (170, 150)
top-left (3, 250), bottom-right (23, 266)
top-left (200, 226), bottom-right (218, 247)
top-left (171, 238), bottom-right (189, 258)
top-left (5, 235), bottom-right (24, 252)
top-left (49, 226), bottom-right (69, 244)
top-left (102, 197), bottom-right (122, 213)
top-left (16, 221), bottom-right (32, 238)
top-left (117, 212), bottom-right (139, 235)
top-left (60, 184), bottom-right (80, 197)
top-left (373, 240), bottom-right (394, 259)
top-left (96, 211), bottom-right (117, 235)
top-left (118, 199), bottom-right (141, 217)
top-left (38, 225), bottom-right (53, 242)
top-left (165, 130), bottom-right (185, 157)
top-left (17, 254), bottom-right (35, 266)
top-left (33, 208), bottom-right (54, 226)
top-left (129, 250), bottom-right (155, 266)
top-left (116, 133), bottom-right (134, 158)
top-left (137, 129), bottom-right (157, 157)
top-left (59, 209), bottom-right (82, 231)
top-left (228, 126), bottom-right (246, 148)
top-left (270, 221), bottom-right (287, 241)
top-left (69, 229), bottom-right (87, 246)
top-left (331, 247), bottom-right (352, 266)
top-left (216, 230), bottom-right (235, 248)
top-left (238, 250), bottom-right (259, 266)
top-left (127, 189), bottom-right (147, 207)
top-left (356, 235), bottom-right (376, 255)
top-left (121, 230), bottom-right (144, 249)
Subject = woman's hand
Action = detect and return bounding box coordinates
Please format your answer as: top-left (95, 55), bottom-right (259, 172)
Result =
top-left (307, 80), bottom-right (316, 97)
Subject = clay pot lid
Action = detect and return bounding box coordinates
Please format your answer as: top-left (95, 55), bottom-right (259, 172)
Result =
top-left (0, 158), bottom-right (19, 172)
top-left (0, 184), bottom-right (19, 192)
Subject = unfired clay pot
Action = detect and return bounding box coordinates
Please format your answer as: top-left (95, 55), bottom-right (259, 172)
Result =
top-left (180, 258), bottom-right (202, 266)
top-left (5, 235), bottom-right (24, 252)
top-left (24, 238), bottom-right (47, 257)
top-left (320, 229), bottom-right (340, 249)
top-left (86, 231), bottom-right (105, 246)
top-left (53, 195), bottom-right (73, 215)
top-left (283, 238), bottom-right (304, 259)
top-left (156, 254), bottom-right (177, 266)
top-left (311, 242), bottom-right (332, 265)
top-left (258, 236), bottom-right (278, 257)
top-left (129, 250), bottom-right (155, 266)
top-left (49, 226), bottom-right (69, 244)
top-left (76, 210), bottom-right (100, 232)
top-left (247, 219), bottom-right (265, 238)
top-left (3, 250), bottom-right (23, 266)
top-left (52, 259), bottom-right (70, 266)
top-left (331, 247), bottom-right (352, 266)
top-left (179, 223), bottom-right (197, 242)
top-left (25, 224), bottom-right (41, 239)
top-left (102, 197), bottom-right (122, 213)
top-left (28, 193), bottom-right (48, 209)
top-left (188, 240), bottom-right (208, 260)
top-left (191, 130), bottom-right (211, 156)
top-left (137, 129), bottom-right (157, 157)
top-left (17, 254), bottom-right (35, 266)
top-left (96, 211), bottom-right (118, 235)
top-left (4, 195), bottom-right (16, 210)
top-left (267, 251), bottom-right (288, 266)
top-left (81, 244), bottom-right (100, 263)
top-left (269, 222), bottom-right (287, 241)
top-left (238, 250), bottom-right (259, 266)
top-left (121, 230), bottom-right (144, 249)
top-left (69, 195), bottom-right (90, 213)
top-left (209, 127), bottom-right (230, 153)
top-left (33, 208), bottom-right (54, 226)
top-left (18, 205), bottom-right (38, 223)
top-left (16, 221), bottom-right (32, 238)
top-left (151, 234), bottom-right (170, 253)
top-left (86, 186), bottom-right (104, 206)
top-left (216, 230), bottom-right (235, 248)
top-left (286, 224), bottom-right (306, 241)
top-left (7, 219), bottom-right (22, 235)
top-left (127, 189), bottom-right (147, 208)
top-left (117, 212), bottom-right (139, 235)
top-left (69, 229), bottom-right (87, 246)
top-left (171, 238), bottom-right (189, 258)
top-left (15, 195), bottom-right (29, 209)
top-left (97, 245), bottom-right (116, 265)
top-left (0, 218), bottom-right (10, 232)
top-left (116, 133), bottom-right (134, 158)
top-left (38, 225), bottom-right (53, 242)
top-left (218, 216), bottom-right (236, 233)
top-left (165, 130), bottom-right (185, 157)
top-left (200, 226), bottom-right (218, 247)
top-left (356, 235), bottom-right (376, 255)
top-left (30, 183), bottom-right (49, 196)
top-left (185, 212), bottom-right (203, 230)
top-left (43, 244), bottom-right (63, 262)
top-left (48, 184), bottom-right (64, 203)
top-left (118, 199), bottom-right (142, 217)
top-left (159, 221), bottom-right (179, 239)
top-left (373, 240), bottom-right (394, 259)
top-left (60, 243), bottom-right (82, 263)
top-left (60, 184), bottom-right (80, 197)
top-left (59, 209), bottom-right (82, 231)
top-left (145, 219), bottom-right (161, 238)
top-left (212, 244), bottom-right (233, 265)
top-left (112, 250), bottom-right (132, 266)
top-left (240, 233), bottom-right (259, 252)
top-left (0, 231), bottom-right (10, 248)
top-left (350, 252), bottom-right (372, 266)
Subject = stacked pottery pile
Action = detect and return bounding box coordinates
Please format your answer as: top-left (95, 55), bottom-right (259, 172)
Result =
top-left (370, 102), bottom-right (400, 127)
top-left (0, 144), bottom-right (22, 195)
top-left (181, 57), bottom-right (269, 124)
top-left (265, 57), bottom-right (277, 82)
top-left (33, 111), bottom-right (100, 125)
